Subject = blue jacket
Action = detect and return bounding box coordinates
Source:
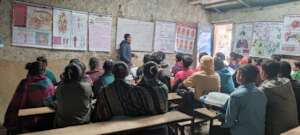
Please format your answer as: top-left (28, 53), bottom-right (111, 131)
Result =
top-left (217, 67), bottom-right (235, 94)
top-left (119, 40), bottom-right (131, 64)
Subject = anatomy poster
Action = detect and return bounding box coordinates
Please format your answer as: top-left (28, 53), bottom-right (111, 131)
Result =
top-left (154, 21), bottom-right (176, 53)
top-left (52, 8), bottom-right (72, 50)
top-left (233, 23), bottom-right (253, 55)
top-left (88, 15), bottom-right (112, 52)
top-left (250, 22), bottom-right (282, 58)
top-left (281, 15), bottom-right (300, 56)
top-left (12, 4), bottom-right (52, 48)
top-left (175, 22), bottom-right (197, 54)
top-left (70, 12), bottom-right (88, 50)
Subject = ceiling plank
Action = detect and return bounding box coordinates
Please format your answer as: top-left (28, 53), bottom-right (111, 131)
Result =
top-left (237, 0), bottom-right (251, 7)
top-left (204, 1), bottom-right (240, 9)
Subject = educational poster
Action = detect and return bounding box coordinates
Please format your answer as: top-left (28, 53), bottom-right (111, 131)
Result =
top-left (154, 21), bottom-right (176, 53)
top-left (12, 4), bottom-right (52, 48)
top-left (281, 15), bottom-right (300, 56)
top-left (250, 22), bottom-right (282, 58)
top-left (233, 23), bottom-right (253, 55)
top-left (52, 8), bottom-right (72, 50)
top-left (88, 15), bottom-right (112, 52)
top-left (116, 18), bottom-right (154, 52)
top-left (70, 11), bottom-right (88, 51)
top-left (197, 24), bottom-right (212, 55)
top-left (175, 22), bottom-right (197, 54)
top-left (213, 24), bottom-right (233, 57)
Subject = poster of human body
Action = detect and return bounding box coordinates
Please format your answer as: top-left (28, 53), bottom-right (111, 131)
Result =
top-left (70, 12), bottom-right (88, 51)
top-left (197, 24), bottom-right (212, 55)
top-left (52, 8), bottom-right (72, 49)
top-left (281, 15), bottom-right (300, 56)
top-left (88, 15), bottom-right (112, 52)
top-left (175, 23), bottom-right (197, 54)
top-left (12, 4), bottom-right (52, 48)
top-left (154, 21), bottom-right (176, 53)
top-left (233, 23), bottom-right (253, 55)
top-left (250, 22), bottom-right (282, 58)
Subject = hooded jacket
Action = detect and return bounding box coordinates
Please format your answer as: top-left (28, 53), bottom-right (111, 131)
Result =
top-left (217, 67), bottom-right (235, 94)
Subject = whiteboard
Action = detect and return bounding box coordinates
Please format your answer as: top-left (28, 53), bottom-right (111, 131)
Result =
top-left (154, 21), bottom-right (176, 53)
top-left (116, 18), bottom-right (154, 52)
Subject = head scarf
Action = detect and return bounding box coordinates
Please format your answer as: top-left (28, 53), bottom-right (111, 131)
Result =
top-left (200, 55), bottom-right (215, 75)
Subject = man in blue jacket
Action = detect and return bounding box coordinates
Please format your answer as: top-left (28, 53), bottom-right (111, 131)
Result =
top-left (119, 33), bottom-right (132, 66)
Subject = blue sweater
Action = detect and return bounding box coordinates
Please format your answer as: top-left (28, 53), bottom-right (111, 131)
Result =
top-left (119, 40), bottom-right (131, 64)
top-left (217, 67), bottom-right (235, 94)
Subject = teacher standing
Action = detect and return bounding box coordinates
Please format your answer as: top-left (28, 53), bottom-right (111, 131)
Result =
top-left (119, 33), bottom-right (132, 66)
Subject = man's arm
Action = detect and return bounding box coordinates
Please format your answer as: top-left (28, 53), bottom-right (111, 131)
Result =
top-left (223, 95), bottom-right (239, 128)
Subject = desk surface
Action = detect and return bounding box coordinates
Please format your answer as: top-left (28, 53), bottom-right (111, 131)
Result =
top-left (21, 111), bottom-right (192, 135)
top-left (168, 93), bottom-right (182, 101)
top-left (281, 126), bottom-right (300, 135)
top-left (194, 108), bottom-right (219, 118)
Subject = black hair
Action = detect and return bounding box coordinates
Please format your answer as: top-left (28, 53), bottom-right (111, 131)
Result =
top-left (152, 51), bottom-right (166, 64)
top-left (230, 52), bottom-right (243, 60)
top-left (215, 52), bottom-right (225, 61)
top-left (143, 54), bottom-right (152, 64)
top-left (25, 61), bottom-right (44, 76)
top-left (63, 63), bottom-right (83, 83)
top-left (255, 58), bottom-right (264, 66)
top-left (89, 57), bottom-right (99, 71)
top-left (143, 61), bottom-right (159, 79)
top-left (182, 55), bottom-right (193, 68)
top-left (176, 53), bottom-right (184, 62)
top-left (262, 60), bottom-right (280, 79)
top-left (279, 61), bottom-right (292, 80)
top-left (295, 61), bottom-right (300, 68)
top-left (272, 55), bottom-right (282, 62)
top-left (214, 58), bottom-right (225, 71)
top-left (113, 61), bottom-right (129, 79)
top-left (237, 64), bottom-right (259, 84)
top-left (198, 52), bottom-right (208, 62)
top-left (124, 33), bottom-right (131, 40)
top-left (36, 56), bottom-right (48, 65)
top-left (103, 60), bottom-right (114, 73)
top-left (69, 58), bottom-right (81, 65)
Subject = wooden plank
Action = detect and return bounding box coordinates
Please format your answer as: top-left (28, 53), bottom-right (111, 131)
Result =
top-left (168, 93), bottom-right (182, 102)
top-left (194, 108), bottom-right (219, 118)
top-left (18, 107), bottom-right (55, 117)
top-left (281, 126), bottom-right (300, 135)
top-left (20, 111), bottom-right (192, 135)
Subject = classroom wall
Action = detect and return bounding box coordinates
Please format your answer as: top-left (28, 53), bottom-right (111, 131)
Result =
top-left (0, 0), bottom-right (209, 124)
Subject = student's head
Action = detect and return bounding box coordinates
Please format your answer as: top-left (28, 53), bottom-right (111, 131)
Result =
top-left (152, 51), bottom-right (166, 65)
top-left (271, 55), bottom-right (282, 62)
top-left (255, 58), bottom-right (264, 66)
top-left (63, 63), bottom-right (83, 83)
top-left (112, 62), bottom-right (129, 79)
top-left (36, 56), bottom-right (47, 72)
top-left (124, 33), bottom-right (131, 43)
top-left (89, 57), bottom-right (99, 71)
top-left (176, 53), bottom-right (184, 62)
top-left (261, 60), bottom-right (280, 80)
top-left (103, 60), bottom-right (114, 73)
top-left (182, 55), bottom-right (193, 69)
top-left (279, 61), bottom-right (292, 80)
top-left (236, 64), bottom-right (259, 85)
top-left (69, 58), bottom-right (81, 65)
top-left (200, 55), bottom-right (214, 75)
top-left (143, 61), bottom-right (159, 79)
top-left (230, 52), bottom-right (243, 62)
top-left (143, 54), bottom-right (152, 64)
top-left (198, 52), bottom-right (208, 63)
top-left (215, 52), bottom-right (225, 61)
top-left (214, 58), bottom-right (225, 71)
top-left (25, 61), bottom-right (44, 76)
top-left (294, 61), bottom-right (300, 71)
top-left (69, 58), bottom-right (86, 74)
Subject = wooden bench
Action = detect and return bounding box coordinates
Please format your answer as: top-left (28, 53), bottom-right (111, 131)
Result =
top-left (168, 93), bottom-right (182, 102)
top-left (194, 108), bottom-right (221, 135)
top-left (281, 126), bottom-right (300, 135)
top-left (20, 111), bottom-right (192, 135)
top-left (18, 107), bottom-right (55, 117)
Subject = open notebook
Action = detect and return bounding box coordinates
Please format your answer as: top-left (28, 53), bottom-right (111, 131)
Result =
top-left (203, 92), bottom-right (230, 108)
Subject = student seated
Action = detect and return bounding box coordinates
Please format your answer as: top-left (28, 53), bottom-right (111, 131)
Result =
top-left (37, 56), bottom-right (58, 85)
top-left (67, 59), bottom-right (93, 84)
top-left (4, 62), bottom-right (55, 133)
top-left (172, 55), bottom-right (194, 89)
top-left (93, 60), bottom-right (115, 97)
top-left (86, 57), bottom-right (103, 83)
top-left (54, 63), bottom-right (93, 128)
top-left (171, 53), bottom-right (184, 76)
top-left (279, 61), bottom-right (300, 123)
top-left (260, 60), bottom-right (298, 135)
top-left (195, 52), bottom-right (208, 72)
top-left (228, 52), bottom-right (242, 70)
top-left (292, 61), bottom-right (300, 80)
top-left (214, 58), bottom-right (235, 94)
top-left (223, 64), bottom-right (267, 135)
top-left (136, 54), bottom-right (152, 81)
top-left (183, 55), bottom-right (220, 99)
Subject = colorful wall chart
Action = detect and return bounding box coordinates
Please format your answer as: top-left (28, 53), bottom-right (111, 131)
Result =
top-left (175, 22), bottom-right (197, 54)
top-left (213, 24), bottom-right (233, 57)
top-left (12, 4), bottom-right (52, 48)
top-left (281, 15), bottom-right (300, 56)
top-left (88, 15), bottom-right (112, 52)
top-left (154, 21), bottom-right (176, 53)
top-left (70, 11), bottom-right (88, 51)
top-left (233, 23), bottom-right (253, 55)
top-left (250, 22), bottom-right (282, 58)
top-left (197, 24), bottom-right (212, 55)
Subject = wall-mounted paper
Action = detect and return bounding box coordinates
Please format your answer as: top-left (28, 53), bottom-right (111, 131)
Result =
top-left (154, 21), bottom-right (176, 53)
top-left (281, 15), bottom-right (300, 56)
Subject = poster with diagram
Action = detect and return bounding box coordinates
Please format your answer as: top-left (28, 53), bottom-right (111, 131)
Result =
top-left (70, 11), bottom-right (88, 51)
top-left (281, 15), bottom-right (300, 56)
top-left (250, 22), bottom-right (282, 58)
top-left (12, 4), bottom-right (52, 48)
top-left (88, 15), bottom-right (112, 52)
top-left (233, 23), bottom-right (253, 55)
top-left (175, 22), bottom-right (197, 54)
top-left (52, 8), bottom-right (72, 49)
top-left (154, 21), bottom-right (176, 53)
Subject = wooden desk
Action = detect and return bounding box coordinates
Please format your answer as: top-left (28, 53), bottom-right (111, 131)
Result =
top-left (168, 93), bottom-right (182, 102)
top-left (18, 107), bottom-right (55, 117)
top-left (20, 111), bottom-right (192, 135)
top-left (281, 126), bottom-right (300, 135)
top-left (194, 108), bottom-right (219, 119)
